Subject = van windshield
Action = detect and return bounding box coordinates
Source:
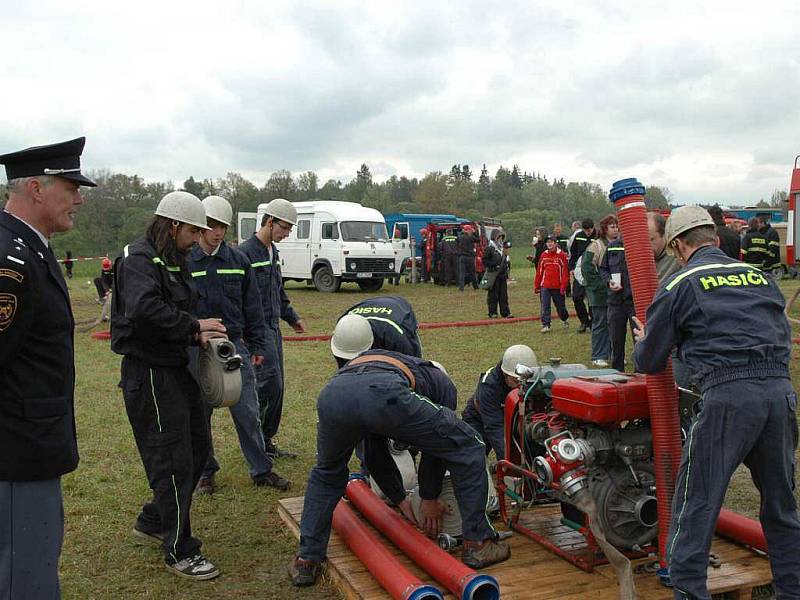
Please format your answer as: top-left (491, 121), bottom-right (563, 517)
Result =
top-left (340, 221), bottom-right (388, 242)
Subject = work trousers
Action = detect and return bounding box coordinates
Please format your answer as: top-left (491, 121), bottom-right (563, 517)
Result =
top-left (540, 288), bottom-right (569, 327)
top-left (204, 339), bottom-right (273, 479)
top-left (121, 356), bottom-right (210, 561)
top-left (607, 303), bottom-right (635, 372)
top-left (571, 279), bottom-right (592, 327)
top-left (487, 277), bottom-right (510, 318)
top-left (667, 378), bottom-right (800, 600)
top-left (457, 256), bottom-right (478, 291)
top-left (0, 478), bottom-right (63, 600)
top-left (299, 371), bottom-right (493, 563)
top-left (443, 254), bottom-right (457, 286)
top-left (590, 305), bottom-right (610, 361)
top-left (255, 323), bottom-right (284, 446)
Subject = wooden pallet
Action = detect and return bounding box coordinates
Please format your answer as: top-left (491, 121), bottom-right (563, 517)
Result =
top-left (278, 497), bottom-right (773, 599)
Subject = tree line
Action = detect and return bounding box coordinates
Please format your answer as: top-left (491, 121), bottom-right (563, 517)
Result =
top-left (2, 163), bottom-right (695, 258)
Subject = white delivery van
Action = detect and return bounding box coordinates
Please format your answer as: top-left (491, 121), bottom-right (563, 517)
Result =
top-left (238, 201), bottom-right (397, 292)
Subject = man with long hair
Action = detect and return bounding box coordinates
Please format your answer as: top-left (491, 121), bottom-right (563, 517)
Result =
top-left (111, 191), bottom-right (227, 580)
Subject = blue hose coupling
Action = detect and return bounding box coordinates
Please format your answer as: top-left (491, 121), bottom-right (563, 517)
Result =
top-left (609, 178), bottom-right (646, 202)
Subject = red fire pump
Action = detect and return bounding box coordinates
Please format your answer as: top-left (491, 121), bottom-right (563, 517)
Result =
top-left (495, 365), bottom-right (691, 572)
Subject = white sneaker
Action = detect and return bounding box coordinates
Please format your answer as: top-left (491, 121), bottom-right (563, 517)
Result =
top-left (591, 359), bottom-right (609, 368)
top-left (541, 325), bottom-right (551, 333)
top-left (165, 554), bottom-right (220, 580)
top-left (562, 321), bottom-right (569, 330)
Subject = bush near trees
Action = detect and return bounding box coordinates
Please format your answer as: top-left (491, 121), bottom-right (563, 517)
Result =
top-left (1, 161), bottom-right (755, 259)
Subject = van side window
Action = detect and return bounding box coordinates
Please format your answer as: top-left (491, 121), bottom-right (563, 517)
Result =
top-left (393, 223), bottom-right (409, 240)
top-left (297, 220), bottom-right (311, 240)
top-left (322, 222), bottom-right (339, 240)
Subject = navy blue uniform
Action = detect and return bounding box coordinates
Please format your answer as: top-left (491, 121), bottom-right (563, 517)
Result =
top-left (298, 350), bottom-right (493, 563)
top-left (188, 243), bottom-right (275, 481)
top-left (633, 246), bottom-right (800, 599)
top-left (342, 295), bottom-right (422, 358)
top-left (0, 213), bottom-right (78, 600)
top-left (599, 238), bottom-right (634, 371)
top-left (238, 235), bottom-right (301, 447)
top-left (483, 235), bottom-right (511, 318)
top-left (462, 364), bottom-right (512, 460)
top-left (111, 238), bottom-right (210, 564)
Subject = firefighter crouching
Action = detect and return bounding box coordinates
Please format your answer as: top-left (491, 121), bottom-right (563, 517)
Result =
top-left (632, 206), bottom-right (800, 600)
top-left (111, 191), bottom-right (227, 580)
top-left (288, 350), bottom-right (510, 586)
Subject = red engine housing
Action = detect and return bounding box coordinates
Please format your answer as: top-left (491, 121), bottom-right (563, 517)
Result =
top-left (550, 373), bottom-right (651, 425)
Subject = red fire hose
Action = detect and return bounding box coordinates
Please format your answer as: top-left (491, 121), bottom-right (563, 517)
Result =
top-left (610, 179), bottom-right (683, 567)
top-left (332, 501), bottom-right (444, 600)
top-left (345, 477), bottom-right (500, 600)
top-left (716, 508), bottom-right (767, 552)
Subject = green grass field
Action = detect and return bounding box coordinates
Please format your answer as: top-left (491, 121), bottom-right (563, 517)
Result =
top-left (59, 251), bottom-right (800, 599)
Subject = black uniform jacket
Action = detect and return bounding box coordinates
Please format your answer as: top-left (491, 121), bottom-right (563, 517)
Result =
top-left (111, 238), bottom-right (200, 366)
top-left (0, 211), bottom-right (79, 481)
top-left (341, 296), bottom-right (422, 358)
top-left (461, 363), bottom-right (511, 460)
top-left (633, 246), bottom-right (790, 392)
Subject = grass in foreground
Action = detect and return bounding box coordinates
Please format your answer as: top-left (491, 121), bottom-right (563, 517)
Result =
top-left (60, 254), bottom-right (800, 599)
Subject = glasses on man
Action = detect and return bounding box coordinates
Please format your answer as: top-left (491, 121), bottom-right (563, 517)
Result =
top-left (274, 220), bottom-right (293, 232)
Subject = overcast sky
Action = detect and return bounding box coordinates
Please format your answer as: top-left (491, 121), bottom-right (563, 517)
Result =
top-left (2, 0), bottom-right (798, 206)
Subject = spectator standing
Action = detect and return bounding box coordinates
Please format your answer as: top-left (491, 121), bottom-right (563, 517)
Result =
top-left (581, 215), bottom-right (618, 367)
top-left (599, 236), bottom-right (634, 371)
top-left (534, 236), bottom-right (569, 333)
top-left (64, 249), bottom-right (74, 278)
top-left (483, 230), bottom-right (512, 318)
top-left (457, 225), bottom-right (479, 291)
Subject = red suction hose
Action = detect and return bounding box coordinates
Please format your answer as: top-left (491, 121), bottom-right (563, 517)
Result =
top-left (332, 500), bottom-right (444, 600)
top-left (345, 477), bottom-right (500, 600)
top-left (610, 179), bottom-right (683, 567)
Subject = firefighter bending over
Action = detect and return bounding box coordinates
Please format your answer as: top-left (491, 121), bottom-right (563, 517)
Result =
top-left (288, 349), bottom-right (510, 586)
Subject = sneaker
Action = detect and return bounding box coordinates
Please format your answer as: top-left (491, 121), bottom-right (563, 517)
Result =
top-left (253, 471), bottom-right (291, 491)
top-left (288, 555), bottom-right (321, 587)
top-left (461, 539), bottom-right (511, 569)
top-left (265, 441), bottom-right (298, 459)
top-left (165, 554), bottom-right (220, 580)
top-left (504, 314), bottom-right (515, 319)
top-left (541, 325), bottom-right (551, 333)
top-left (591, 359), bottom-right (609, 368)
top-left (194, 475), bottom-right (215, 495)
top-left (488, 314), bottom-right (498, 319)
top-left (132, 527), bottom-right (165, 547)
top-left (562, 321), bottom-right (569, 330)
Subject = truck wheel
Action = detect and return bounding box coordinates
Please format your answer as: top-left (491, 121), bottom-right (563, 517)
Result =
top-left (313, 266), bottom-right (341, 292)
top-left (357, 278), bottom-right (384, 292)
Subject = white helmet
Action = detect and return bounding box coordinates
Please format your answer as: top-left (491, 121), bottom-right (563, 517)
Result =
top-left (665, 206), bottom-right (714, 247)
top-left (330, 314), bottom-right (374, 359)
top-left (264, 198), bottom-right (298, 226)
top-left (202, 195), bottom-right (233, 226)
top-left (155, 191), bottom-right (210, 230)
top-left (501, 344), bottom-right (538, 377)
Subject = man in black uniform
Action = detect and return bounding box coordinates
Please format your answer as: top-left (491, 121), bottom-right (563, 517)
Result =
top-left (440, 230), bottom-right (458, 286)
top-left (0, 137), bottom-right (95, 600)
top-left (599, 237), bottom-right (634, 371)
top-left (462, 345), bottom-right (538, 460)
top-left (568, 218), bottom-right (594, 332)
top-left (288, 350), bottom-right (510, 587)
top-left (112, 191), bottom-right (227, 580)
top-left (757, 214), bottom-right (781, 272)
top-left (632, 206), bottom-right (800, 600)
top-left (456, 225), bottom-right (479, 291)
top-left (706, 205), bottom-right (740, 260)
